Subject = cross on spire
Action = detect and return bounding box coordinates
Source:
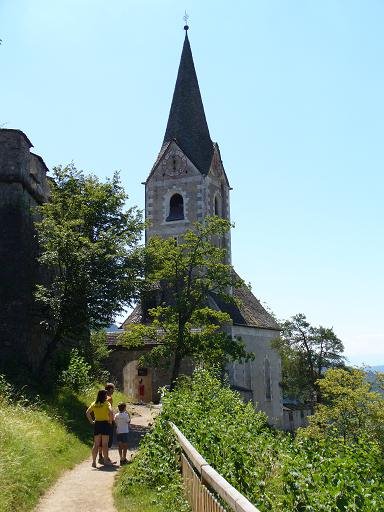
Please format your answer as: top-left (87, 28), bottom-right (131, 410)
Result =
top-left (183, 11), bottom-right (189, 31)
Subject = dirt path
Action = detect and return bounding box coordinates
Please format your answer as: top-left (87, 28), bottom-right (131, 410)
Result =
top-left (35, 405), bottom-right (158, 512)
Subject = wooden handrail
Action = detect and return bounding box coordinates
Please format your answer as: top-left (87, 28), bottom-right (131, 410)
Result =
top-left (170, 422), bottom-right (261, 512)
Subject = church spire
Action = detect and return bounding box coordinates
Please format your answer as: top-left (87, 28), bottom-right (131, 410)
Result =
top-left (163, 28), bottom-right (213, 175)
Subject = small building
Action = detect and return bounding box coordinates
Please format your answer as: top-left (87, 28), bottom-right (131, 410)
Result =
top-left (282, 402), bottom-right (312, 432)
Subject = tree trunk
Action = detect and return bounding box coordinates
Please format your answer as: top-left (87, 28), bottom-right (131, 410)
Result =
top-left (38, 328), bottom-right (63, 378)
top-left (170, 350), bottom-right (182, 391)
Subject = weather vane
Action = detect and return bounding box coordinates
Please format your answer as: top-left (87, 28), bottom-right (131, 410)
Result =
top-left (183, 11), bottom-right (189, 31)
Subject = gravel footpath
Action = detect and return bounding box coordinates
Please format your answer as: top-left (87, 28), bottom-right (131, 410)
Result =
top-left (35, 405), bottom-right (157, 512)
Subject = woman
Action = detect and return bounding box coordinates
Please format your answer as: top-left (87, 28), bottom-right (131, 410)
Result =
top-left (86, 389), bottom-right (114, 468)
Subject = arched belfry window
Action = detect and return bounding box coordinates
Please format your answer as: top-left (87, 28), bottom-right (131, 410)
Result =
top-left (166, 193), bottom-right (184, 221)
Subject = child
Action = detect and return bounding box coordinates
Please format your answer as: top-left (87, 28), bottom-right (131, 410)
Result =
top-left (114, 402), bottom-right (131, 465)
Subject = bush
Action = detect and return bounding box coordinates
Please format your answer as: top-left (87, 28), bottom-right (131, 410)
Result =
top-left (116, 369), bottom-right (384, 512)
top-left (60, 348), bottom-right (91, 391)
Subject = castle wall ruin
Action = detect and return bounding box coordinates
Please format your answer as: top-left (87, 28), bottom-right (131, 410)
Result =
top-left (0, 129), bottom-right (51, 375)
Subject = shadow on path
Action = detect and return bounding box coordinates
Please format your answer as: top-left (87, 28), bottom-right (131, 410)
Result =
top-left (96, 464), bottom-right (119, 472)
top-left (127, 422), bottom-right (150, 450)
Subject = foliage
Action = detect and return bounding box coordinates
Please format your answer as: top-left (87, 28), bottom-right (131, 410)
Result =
top-left (273, 313), bottom-right (345, 404)
top-left (35, 164), bottom-right (143, 375)
top-left (121, 217), bottom-right (251, 387)
top-left (87, 330), bottom-right (111, 381)
top-left (60, 348), bottom-right (92, 392)
top-left (368, 370), bottom-right (384, 394)
top-left (0, 373), bottom-right (12, 403)
top-left (280, 435), bottom-right (384, 511)
top-left (301, 368), bottom-right (384, 449)
top-left (116, 369), bottom-right (384, 512)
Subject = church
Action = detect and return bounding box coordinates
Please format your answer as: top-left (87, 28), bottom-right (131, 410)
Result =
top-left (107, 26), bottom-right (283, 427)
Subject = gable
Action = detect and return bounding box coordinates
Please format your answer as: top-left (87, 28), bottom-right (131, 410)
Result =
top-left (146, 140), bottom-right (202, 184)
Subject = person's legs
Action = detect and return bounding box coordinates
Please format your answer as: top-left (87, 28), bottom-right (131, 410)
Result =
top-left (122, 442), bottom-right (128, 462)
top-left (101, 435), bottom-right (110, 463)
top-left (108, 422), bottom-right (114, 448)
top-left (118, 442), bottom-right (123, 460)
top-left (98, 435), bottom-right (103, 462)
top-left (98, 446), bottom-right (103, 462)
top-left (92, 435), bottom-right (101, 466)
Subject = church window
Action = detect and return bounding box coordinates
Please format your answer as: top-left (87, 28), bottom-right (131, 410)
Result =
top-left (264, 359), bottom-right (272, 400)
top-left (214, 195), bottom-right (220, 216)
top-left (166, 193), bottom-right (184, 221)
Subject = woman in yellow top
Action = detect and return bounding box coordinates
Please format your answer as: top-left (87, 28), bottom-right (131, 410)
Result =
top-left (86, 389), bottom-right (114, 468)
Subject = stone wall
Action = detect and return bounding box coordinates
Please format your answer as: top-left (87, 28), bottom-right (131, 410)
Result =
top-left (105, 345), bottom-right (194, 403)
top-left (0, 129), bottom-right (51, 375)
top-left (228, 326), bottom-right (283, 427)
top-left (145, 141), bottom-right (231, 258)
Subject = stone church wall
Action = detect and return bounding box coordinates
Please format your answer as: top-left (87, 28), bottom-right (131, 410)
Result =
top-left (0, 129), bottom-right (51, 375)
top-left (229, 325), bottom-right (283, 427)
top-left (106, 345), bottom-right (194, 403)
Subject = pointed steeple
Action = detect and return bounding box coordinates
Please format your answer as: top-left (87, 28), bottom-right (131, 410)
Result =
top-left (163, 29), bottom-right (213, 175)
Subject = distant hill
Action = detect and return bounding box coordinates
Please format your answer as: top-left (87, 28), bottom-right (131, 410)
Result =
top-left (104, 323), bottom-right (120, 332)
top-left (369, 365), bottom-right (384, 372)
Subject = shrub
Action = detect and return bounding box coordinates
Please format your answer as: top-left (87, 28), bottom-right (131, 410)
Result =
top-left (116, 369), bottom-right (384, 512)
top-left (60, 348), bottom-right (91, 391)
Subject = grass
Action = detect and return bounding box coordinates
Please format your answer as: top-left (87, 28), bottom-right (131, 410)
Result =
top-left (114, 456), bottom-right (189, 512)
top-left (48, 385), bottom-right (130, 445)
top-left (0, 382), bottom-right (132, 512)
top-left (114, 485), bottom-right (166, 512)
top-left (0, 398), bottom-right (88, 512)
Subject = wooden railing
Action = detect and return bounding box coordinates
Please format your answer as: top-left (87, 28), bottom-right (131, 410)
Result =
top-left (170, 423), bottom-right (261, 512)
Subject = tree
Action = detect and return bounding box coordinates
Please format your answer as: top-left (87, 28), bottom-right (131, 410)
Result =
top-left (35, 164), bottom-right (143, 375)
top-left (121, 217), bottom-right (252, 388)
top-left (273, 314), bottom-right (345, 405)
top-left (301, 368), bottom-right (384, 450)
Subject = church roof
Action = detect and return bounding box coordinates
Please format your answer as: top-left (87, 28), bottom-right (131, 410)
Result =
top-left (162, 32), bottom-right (214, 175)
top-left (231, 287), bottom-right (279, 330)
top-left (210, 274), bottom-right (280, 331)
top-left (120, 273), bottom-right (280, 332)
top-left (120, 304), bottom-right (143, 328)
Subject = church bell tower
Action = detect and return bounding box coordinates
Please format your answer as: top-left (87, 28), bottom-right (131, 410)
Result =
top-left (144, 26), bottom-right (231, 260)
top-left (126, 24), bottom-right (283, 426)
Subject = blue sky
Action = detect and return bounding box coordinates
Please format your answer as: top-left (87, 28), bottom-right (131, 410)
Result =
top-left (1, 1), bottom-right (383, 365)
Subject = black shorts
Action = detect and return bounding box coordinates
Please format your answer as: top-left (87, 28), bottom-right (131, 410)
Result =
top-left (94, 421), bottom-right (110, 436)
top-left (117, 433), bottom-right (129, 444)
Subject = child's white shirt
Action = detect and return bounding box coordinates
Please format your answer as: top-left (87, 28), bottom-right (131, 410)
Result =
top-left (114, 411), bottom-right (130, 434)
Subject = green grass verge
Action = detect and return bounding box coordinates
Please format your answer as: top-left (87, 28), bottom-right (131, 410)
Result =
top-left (0, 398), bottom-right (88, 512)
top-left (114, 456), bottom-right (189, 512)
top-left (114, 484), bottom-right (166, 512)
